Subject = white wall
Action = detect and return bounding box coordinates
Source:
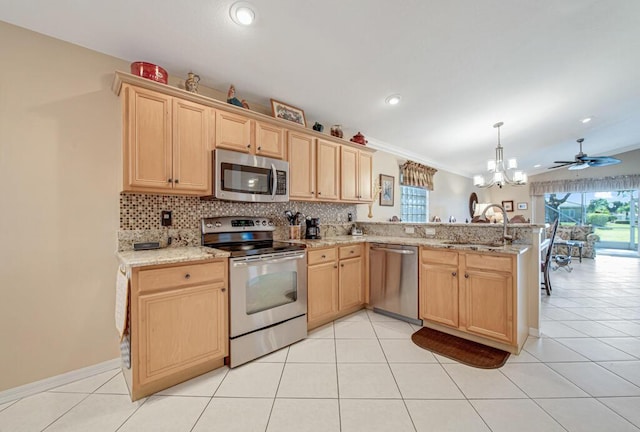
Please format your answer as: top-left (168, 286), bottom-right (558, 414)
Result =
top-left (356, 149), bottom-right (476, 222)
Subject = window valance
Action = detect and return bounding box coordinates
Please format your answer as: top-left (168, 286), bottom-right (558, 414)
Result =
top-left (400, 161), bottom-right (437, 190)
top-left (529, 174), bottom-right (640, 196)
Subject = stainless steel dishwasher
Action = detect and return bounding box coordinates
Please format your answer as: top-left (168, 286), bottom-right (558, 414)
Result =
top-left (369, 244), bottom-right (422, 326)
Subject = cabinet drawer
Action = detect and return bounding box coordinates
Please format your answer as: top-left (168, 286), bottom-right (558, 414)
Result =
top-left (465, 253), bottom-right (512, 273)
top-left (138, 260), bottom-right (226, 293)
top-left (421, 248), bottom-right (458, 265)
top-left (339, 244), bottom-right (362, 259)
top-left (308, 247), bottom-right (337, 265)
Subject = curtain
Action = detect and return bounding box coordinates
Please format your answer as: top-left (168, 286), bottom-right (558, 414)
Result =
top-left (400, 161), bottom-right (437, 190)
top-left (529, 174), bottom-right (640, 196)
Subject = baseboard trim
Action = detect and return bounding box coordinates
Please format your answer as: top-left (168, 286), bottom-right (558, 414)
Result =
top-left (529, 327), bottom-right (540, 337)
top-left (0, 358), bottom-right (120, 405)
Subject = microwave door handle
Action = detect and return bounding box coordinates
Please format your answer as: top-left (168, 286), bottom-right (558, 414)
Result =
top-left (270, 164), bottom-right (277, 201)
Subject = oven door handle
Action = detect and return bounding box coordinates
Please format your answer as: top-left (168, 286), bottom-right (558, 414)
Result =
top-left (270, 164), bottom-right (277, 201)
top-left (232, 253), bottom-right (306, 267)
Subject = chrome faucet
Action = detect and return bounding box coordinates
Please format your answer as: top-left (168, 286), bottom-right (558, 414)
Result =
top-left (481, 203), bottom-right (513, 245)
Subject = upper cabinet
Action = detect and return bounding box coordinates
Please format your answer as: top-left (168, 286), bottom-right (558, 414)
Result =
top-left (122, 84), bottom-right (211, 195)
top-left (316, 139), bottom-right (340, 201)
top-left (216, 111), bottom-right (286, 160)
top-left (288, 134), bottom-right (340, 201)
top-left (340, 147), bottom-right (373, 202)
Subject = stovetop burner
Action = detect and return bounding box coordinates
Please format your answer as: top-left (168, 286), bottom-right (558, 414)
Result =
top-left (201, 216), bottom-right (306, 258)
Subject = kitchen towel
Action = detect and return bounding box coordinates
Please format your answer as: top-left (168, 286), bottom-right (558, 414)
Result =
top-left (115, 265), bottom-right (130, 341)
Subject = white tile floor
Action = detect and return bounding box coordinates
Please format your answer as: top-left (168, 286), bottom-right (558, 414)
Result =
top-left (1, 255), bottom-right (639, 431)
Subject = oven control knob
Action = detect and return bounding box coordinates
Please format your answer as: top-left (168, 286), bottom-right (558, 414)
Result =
top-left (206, 223), bottom-right (213, 229)
top-left (268, 221), bottom-right (274, 226)
top-left (215, 221), bottom-right (222, 228)
top-left (262, 220), bottom-right (267, 226)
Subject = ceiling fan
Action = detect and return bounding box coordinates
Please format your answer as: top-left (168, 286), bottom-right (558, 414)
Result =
top-left (550, 138), bottom-right (621, 170)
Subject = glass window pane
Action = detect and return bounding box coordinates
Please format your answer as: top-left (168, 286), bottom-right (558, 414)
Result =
top-left (400, 185), bottom-right (428, 222)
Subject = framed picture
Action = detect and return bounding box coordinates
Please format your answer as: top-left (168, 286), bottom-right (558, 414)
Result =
top-left (517, 202), bottom-right (528, 210)
top-left (379, 174), bottom-right (395, 206)
top-left (270, 99), bottom-right (306, 127)
top-left (502, 200), bottom-right (514, 212)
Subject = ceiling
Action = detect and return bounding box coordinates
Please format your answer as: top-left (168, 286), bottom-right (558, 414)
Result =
top-left (2, 0), bottom-right (640, 178)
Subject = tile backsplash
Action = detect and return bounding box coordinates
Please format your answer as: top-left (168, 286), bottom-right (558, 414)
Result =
top-left (119, 193), bottom-right (358, 250)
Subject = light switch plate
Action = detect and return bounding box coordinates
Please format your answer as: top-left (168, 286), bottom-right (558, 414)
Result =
top-left (424, 228), bottom-right (436, 236)
top-left (405, 227), bottom-right (415, 234)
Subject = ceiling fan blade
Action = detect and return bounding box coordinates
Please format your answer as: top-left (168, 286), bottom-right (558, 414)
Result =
top-left (568, 162), bottom-right (590, 170)
top-left (552, 160), bottom-right (577, 164)
top-left (549, 162), bottom-right (574, 169)
top-left (588, 157), bottom-right (621, 167)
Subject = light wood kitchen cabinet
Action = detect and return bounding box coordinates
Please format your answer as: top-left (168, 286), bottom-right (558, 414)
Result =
top-left (216, 110), bottom-right (286, 159)
top-left (122, 84), bottom-right (211, 195)
top-left (340, 147), bottom-right (373, 202)
top-left (420, 249), bottom-right (459, 328)
top-left (126, 259), bottom-right (228, 401)
top-left (316, 139), bottom-right (340, 200)
top-left (419, 248), bottom-right (516, 347)
top-left (307, 245), bottom-right (364, 329)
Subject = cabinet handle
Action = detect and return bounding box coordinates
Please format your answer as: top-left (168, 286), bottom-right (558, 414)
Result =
top-left (221, 288), bottom-right (226, 292)
top-left (334, 265), bottom-right (338, 268)
top-left (321, 255), bottom-right (326, 258)
top-left (247, 144), bottom-right (251, 148)
top-left (452, 271), bottom-right (457, 276)
top-left (350, 250), bottom-right (354, 254)
top-left (174, 179), bottom-right (179, 184)
top-left (341, 263), bottom-right (344, 267)
top-left (184, 273), bottom-right (191, 279)
top-left (318, 191), bottom-right (322, 195)
top-left (257, 146), bottom-right (262, 151)
top-left (167, 178), bottom-right (172, 183)
top-left (464, 273), bottom-right (469, 278)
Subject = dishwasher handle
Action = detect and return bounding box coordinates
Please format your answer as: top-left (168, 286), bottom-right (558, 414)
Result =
top-left (370, 247), bottom-right (415, 255)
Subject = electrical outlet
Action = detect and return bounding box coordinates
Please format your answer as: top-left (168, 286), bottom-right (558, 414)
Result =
top-left (405, 227), bottom-right (415, 234)
top-left (161, 210), bottom-right (172, 227)
top-left (424, 227), bottom-right (436, 236)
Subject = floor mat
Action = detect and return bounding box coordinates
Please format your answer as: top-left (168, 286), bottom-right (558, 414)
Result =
top-left (411, 327), bottom-right (510, 369)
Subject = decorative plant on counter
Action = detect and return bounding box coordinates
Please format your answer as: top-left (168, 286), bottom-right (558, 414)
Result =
top-left (368, 181), bottom-right (382, 218)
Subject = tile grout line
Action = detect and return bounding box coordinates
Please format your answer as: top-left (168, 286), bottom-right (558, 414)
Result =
top-left (188, 367), bottom-right (230, 432)
top-left (262, 346), bottom-right (289, 432)
top-left (39, 392), bottom-right (93, 432)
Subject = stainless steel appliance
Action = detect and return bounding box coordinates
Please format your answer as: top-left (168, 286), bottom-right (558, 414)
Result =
top-left (202, 217), bottom-right (307, 367)
top-left (213, 149), bottom-right (289, 202)
top-left (369, 244), bottom-right (422, 326)
top-left (305, 218), bottom-right (321, 239)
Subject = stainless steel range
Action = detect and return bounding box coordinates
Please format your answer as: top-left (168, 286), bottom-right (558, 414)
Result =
top-left (202, 216), bottom-right (307, 368)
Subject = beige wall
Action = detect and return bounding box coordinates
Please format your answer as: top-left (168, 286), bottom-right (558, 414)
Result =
top-left (0, 21), bottom-right (126, 391)
top-left (356, 149), bottom-right (476, 222)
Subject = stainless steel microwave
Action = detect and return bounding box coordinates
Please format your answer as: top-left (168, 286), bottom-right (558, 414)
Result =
top-left (213, 149), bottom-right (289, 202)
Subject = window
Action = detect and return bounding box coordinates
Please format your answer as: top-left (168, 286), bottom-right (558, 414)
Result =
top-left (401, 185), bottom-right (428, 223)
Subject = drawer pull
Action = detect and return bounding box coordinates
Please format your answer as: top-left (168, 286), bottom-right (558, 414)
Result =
top-left (464, 273), bottom-right (469, 278)
top-left (341, 263), bottom-right (344, 267)
top-left (246, 144), bottom-right (251, 148)
top-left (350, 250), bottom-right (354, 254)
top-left (185, 273), bottom-right (191, 280)
top-left (167, 178), bottom-right (172, 183)
top-left (452, 271), bottom-right (457, 276)
top-left (334, 265), bottom-right (338, 269)
top-left (221, 288), bottom-right (226, 292)
top-left (321, 255), bottom-right (326, 258)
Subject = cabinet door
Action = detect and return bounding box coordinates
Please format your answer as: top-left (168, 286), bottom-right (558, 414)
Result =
top-left (288, 132), bottom-right (316, 200)
top-left (419, 263), bottom-right (459, 328)
top-left (255, 121), bottom-right (285, 159)
top-left (307, 261), bottom-right (339, 328)
top-left (137, 283), bottom-right (227, 386)
top-left (172, 99), bottom-right (211, 194)
top-left (358, 151), bottom-right (373, 202)
top-left (215, 111), bottom-right (252, 153)
top-left (340, 146), bottom-right (359, 201)
top-left (463, 269), bottom-right (513, 343)
top-left (124, 85), bottom-right (172, 191)
top-left (316, 139), bottom-right (340, 200)
top-left (339, 256), bottom-right (364, 311)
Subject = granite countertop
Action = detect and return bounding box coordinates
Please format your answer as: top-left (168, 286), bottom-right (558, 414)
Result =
top-left (291, 236), bottom-right (530, 255)
top-left (117, 246), bottom-right (230, 269)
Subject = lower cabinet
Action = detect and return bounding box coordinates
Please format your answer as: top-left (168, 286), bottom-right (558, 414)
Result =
top-left (307, 245), bottom-right (364, 329)
top-left (126, 259), bottom-right (228, 400)
top-left (419, 248), bottom-right (516, 346)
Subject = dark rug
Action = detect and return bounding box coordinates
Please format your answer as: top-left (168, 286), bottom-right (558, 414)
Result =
top-left (411, 327), bottom-right (510, 369)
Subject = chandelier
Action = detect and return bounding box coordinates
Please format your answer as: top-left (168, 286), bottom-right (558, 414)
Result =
top-left (473, 122), bottom-right (527, 188)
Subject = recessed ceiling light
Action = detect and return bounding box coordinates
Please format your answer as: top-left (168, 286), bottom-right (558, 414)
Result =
top-left (533, 164), bottom-right (542, 168)
top-left (581, 117), bottom-right (592, 124)
top-left (230, 2), bottom-right (256, 26)
top-left (385, 94), bottom-right (401, 105)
